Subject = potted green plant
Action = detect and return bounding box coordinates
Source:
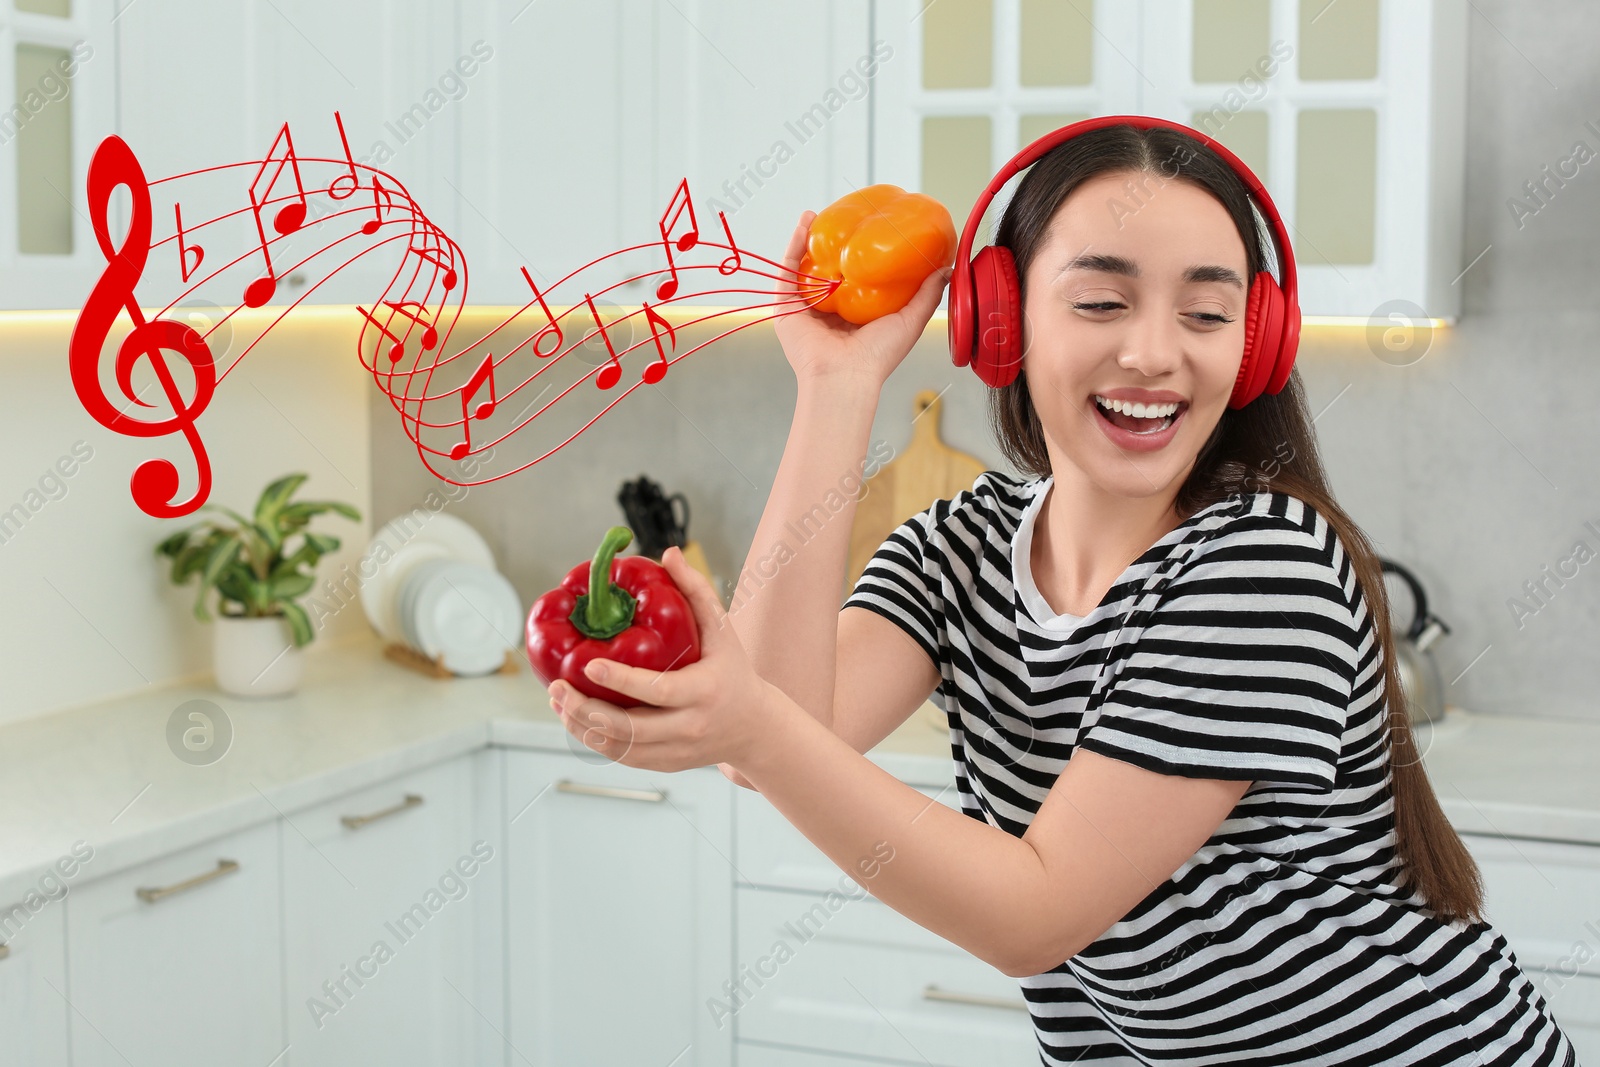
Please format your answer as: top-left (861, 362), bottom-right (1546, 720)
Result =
top-left (155, 473), bottom-right (361, 697)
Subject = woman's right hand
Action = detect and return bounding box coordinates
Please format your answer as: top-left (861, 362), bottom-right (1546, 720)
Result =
top-left (773, 210), bottom-right (953, 391)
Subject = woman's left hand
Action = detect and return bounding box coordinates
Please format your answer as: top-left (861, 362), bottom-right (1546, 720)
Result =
top-left (546, 546), bottom-right (779, 773)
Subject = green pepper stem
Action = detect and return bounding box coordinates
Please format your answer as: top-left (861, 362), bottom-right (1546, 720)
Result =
top-left (571, 525), bottom-right (638, 641)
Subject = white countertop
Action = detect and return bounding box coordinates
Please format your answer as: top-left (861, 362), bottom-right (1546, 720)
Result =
top-left (1, 632), bottom-right (1595, 903)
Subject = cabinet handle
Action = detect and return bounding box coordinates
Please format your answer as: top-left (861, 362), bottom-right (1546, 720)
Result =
top-left (555, 779), bottom-right (667, 803)
top-left (922, 983), bottom-right (1028, 1012)
top-left (135, 858), bottom-right (240, 903)
top-left (341, 793), bottom-right (424, 830)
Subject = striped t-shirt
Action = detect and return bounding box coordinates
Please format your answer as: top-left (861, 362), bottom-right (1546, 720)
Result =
top-left (843, 470), bottom-right (1579, 1067)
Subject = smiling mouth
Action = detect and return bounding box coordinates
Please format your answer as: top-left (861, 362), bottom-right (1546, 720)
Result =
top-left (1092, 394), bottom-right (1187, 435)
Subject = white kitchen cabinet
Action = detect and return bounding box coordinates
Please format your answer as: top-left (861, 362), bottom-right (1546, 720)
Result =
top-left (0, 888), bottom-right (69, 1067)
top-left (732, 785), bottom-right (1034, 1066)
top-left (113, 0), bottom-right (462, 310)
top-left (64, 818), bottom-right (285, 1066)
top-left (871, 0), bottom-right (1469, 321)
top-left (452, 0), bottom-right (657, 308)
top-left (652, 1), bottom-right (873, 303)
top-left (453, 2), bottom-right (871, 311)
top-left (1461, 832), bottom-right (1600, 1061)
top-left (734, 887), bottom-right (1035, 1066)
top-left (0, 0), bottom-right (116, 309)
top-left (281, 754), bottom-right (487, 1067)
top-left (504, 748), bottom-right (734, 1067)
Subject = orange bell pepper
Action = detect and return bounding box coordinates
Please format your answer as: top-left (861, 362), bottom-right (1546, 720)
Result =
top-left (799, 185), bottom-right (957, 325)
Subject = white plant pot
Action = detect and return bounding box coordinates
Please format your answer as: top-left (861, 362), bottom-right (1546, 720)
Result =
top-left (213, 614), bottom-right (304, 698)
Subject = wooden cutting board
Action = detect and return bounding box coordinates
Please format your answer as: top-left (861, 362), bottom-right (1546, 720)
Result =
top-left (846, 389), bottom-right (989, 592)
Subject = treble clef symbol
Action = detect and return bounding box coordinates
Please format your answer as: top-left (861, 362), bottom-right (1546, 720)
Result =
top-left (70, 136), bottom-right (216, 518)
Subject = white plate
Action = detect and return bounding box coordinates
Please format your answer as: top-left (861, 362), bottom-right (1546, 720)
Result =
top-left (398, 558), bottom-right (455, 651)
top-left (411, 560), bottom-right (523, 677)
top-left (358, 540), bottom-right (452, 643)
top-left (358, 513), bottom-right (495, 641)
top-left (370, 512), bottom-right (494, 569)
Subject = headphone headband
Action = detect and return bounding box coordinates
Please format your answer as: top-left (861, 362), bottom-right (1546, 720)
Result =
top-left (949, 115), bottom-right (1299, 391)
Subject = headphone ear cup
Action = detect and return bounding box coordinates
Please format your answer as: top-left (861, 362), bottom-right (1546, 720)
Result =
top-left (1231, 271), bottom-right (1285, 408)
top-left (970, 245), bottom-right (1022, 388)
top-left (948, 260), bottom-right (976, 369)
top-left (1266, 299), bottom-right (1300, 396)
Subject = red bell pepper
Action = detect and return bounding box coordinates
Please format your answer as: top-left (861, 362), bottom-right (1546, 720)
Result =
top-left (525, 525), bottom-right (701, 708)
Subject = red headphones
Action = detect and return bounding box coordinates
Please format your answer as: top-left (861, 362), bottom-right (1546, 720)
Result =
top-left (947, 115), bottom-right (1300, 408)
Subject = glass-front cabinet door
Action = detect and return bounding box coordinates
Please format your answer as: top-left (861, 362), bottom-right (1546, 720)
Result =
top-left (872, 0), bottom-right (1468, 321)
top-left (0, 0), bottom-right (113, 308)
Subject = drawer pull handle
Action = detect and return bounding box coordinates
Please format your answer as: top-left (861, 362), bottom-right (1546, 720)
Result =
top-left (922, 984), bottom-right (1029, 1012)
top-left (341, 793), bottom-right (425, 830)
top-left (556, 779), bottom-right (667, 804)
top-left (136, 858), bottom-right (239, 903)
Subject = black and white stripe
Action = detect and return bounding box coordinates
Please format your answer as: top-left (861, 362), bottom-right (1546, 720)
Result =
top-left (844, 470), bottom-right (1577, 1067)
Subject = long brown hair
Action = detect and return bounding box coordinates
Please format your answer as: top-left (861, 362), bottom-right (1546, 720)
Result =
top-left (986, 124), bottom-right (1483, 925)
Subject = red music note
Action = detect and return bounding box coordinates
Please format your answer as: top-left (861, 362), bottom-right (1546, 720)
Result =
top-left (356, 304), bottom-right (405, 363)
top-left (251, 123), bottom-right (308, 234)
top-left (410, 241), bottom-right (458, 290)
top-left (71, 136), bottom-right (216, 518)
top-left (716, 211), bottom-right (742, 276)
top-left (386, 301), bottom-right (438, 351)
top-left (585, 294), bottom-right (624, 390)
top-left (243, 124), bottom-right (308, 307)
top-left (656, 178), bottom-right (699, 300)
top-left (363, 174), bottom-right (394, 236)
top-left (641, 301), bottom-right (674, 385)
top-left (450, 353), bottom-right (497, 460)
top-left (519, 266), bottom-right (564, 359)
top-left (328, 110), bottom-right (360, 200)
top-left (174, 203), bottom-right (204, 283)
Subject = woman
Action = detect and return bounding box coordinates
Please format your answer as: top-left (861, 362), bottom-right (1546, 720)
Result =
top-left (544, 122), bottom-right (1580, 1066)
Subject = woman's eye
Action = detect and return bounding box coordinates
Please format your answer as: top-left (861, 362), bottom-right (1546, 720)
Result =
top-left (1071, 301), bottom-right (1124, 312)
top-left (1188, 311), bottom-right (1234, 324)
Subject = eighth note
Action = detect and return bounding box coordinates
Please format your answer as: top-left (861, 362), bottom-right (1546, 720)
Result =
top-left (410, 241), bottom-right (458, 290)
top-left (450, 353), bottom-right (498, 460)
top-left (355, 305), bottom-right (405, 363)
top-left (386, 301), bottom-right (438, 350)
top-left (641, 301), bottom-right (674, 385)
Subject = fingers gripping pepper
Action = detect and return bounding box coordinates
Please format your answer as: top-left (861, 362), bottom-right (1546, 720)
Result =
top-left (525, 525), bottom-right (701, 709)
top-left (799, 184), bottom-right (957, 325)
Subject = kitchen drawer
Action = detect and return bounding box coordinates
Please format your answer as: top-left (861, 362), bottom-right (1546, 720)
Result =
top-left (1460, 833), bottom-right (1600, 975)
top-left (734, 886), bottom-right (1036, 1066)
top-left (735, 783), bottom-right (960, 894)
top-left (0, 889), bottom-right (69, 1067)
top-left (736, 1041), bottom-right (926, 1066)
top-left (65, 819), bottom-right (284, 1066)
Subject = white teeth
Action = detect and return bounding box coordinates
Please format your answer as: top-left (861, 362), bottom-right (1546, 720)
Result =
top-left (1094, 395), bottom-right (1181, 418)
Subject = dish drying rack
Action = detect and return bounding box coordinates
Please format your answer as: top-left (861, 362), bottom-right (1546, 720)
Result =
top-left (383, 641), bottom-right (521, 679)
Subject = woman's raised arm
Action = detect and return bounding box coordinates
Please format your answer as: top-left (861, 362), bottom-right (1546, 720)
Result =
top-left (726, 211), bottom-right (950, 732)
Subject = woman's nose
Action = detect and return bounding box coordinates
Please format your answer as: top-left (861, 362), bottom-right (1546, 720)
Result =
top-left (1114, 308), bottom-right (1184, 377)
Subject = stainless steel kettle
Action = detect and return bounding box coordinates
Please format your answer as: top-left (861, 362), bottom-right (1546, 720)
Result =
top-left (1379, 559), bottom-right (1452, 725)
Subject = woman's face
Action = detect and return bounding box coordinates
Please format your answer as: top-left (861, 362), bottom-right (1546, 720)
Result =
top-left (1019, 169), bottom-right (1251, 502)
